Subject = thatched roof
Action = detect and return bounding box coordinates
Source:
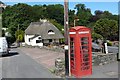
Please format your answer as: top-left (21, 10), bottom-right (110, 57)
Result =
top-left (25, 21), bottom-right (64, 39)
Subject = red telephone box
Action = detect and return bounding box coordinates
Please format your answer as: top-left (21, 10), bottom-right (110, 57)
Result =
top-left (69, 26), bottom-right (92, 77)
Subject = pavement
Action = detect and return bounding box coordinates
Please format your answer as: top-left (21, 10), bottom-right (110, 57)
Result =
top-left (82, 61), bottom-right (118, 78)
top-left (1, 48), bottom-right (57, 78)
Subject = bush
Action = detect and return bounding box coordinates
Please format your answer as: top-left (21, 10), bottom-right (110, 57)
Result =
top-left (17, 34), bottom-right (24, 42)
top-left (107, 41), bottom-right (112, 46)
top-left (92, 32), bottom-right (103, 40)
top-left (15, 30), bottom-right (24, 42)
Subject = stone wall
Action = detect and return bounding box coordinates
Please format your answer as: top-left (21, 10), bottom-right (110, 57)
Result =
top-left (92, 52), bottom-right (117, 66)
top-left (54, 53), bottom-right (117, 77)
top-left (55, 58), bottom-right (65, 77)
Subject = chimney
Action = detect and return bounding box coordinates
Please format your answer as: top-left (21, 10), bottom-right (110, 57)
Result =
top-left (40, 19), bottom-right (48, 22)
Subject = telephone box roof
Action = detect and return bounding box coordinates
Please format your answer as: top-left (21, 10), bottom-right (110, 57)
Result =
top-left (70, 26), bottom-right (90, 31)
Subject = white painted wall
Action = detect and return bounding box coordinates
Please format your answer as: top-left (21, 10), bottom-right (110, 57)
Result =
top-left (30, 36), bottom-right (38, 46)
top-left (25, 34), bottom-right (60, 46)
top-left (24, 34), bottom-right (34, 45)
top-left (25, 35), bottom-right (43, 47)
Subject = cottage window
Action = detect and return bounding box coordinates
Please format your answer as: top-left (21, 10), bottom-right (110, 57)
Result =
top-left (36, 40), bottom-right (42, 43)
top-left (29, 38), bottom-right (30, 42)
top-left (49, 39), bottom-right (52, 42)
top-left (38, 37), bottom-right (41, 39)
top-left (48, 30), bottom-right (55, 35)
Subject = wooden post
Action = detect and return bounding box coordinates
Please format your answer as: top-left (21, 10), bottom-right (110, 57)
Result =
top-left (64, 0), bottom-right (70, 76)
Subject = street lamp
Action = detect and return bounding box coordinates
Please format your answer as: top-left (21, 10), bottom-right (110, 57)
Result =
top-left (74, 19), bottom-right (79, 27)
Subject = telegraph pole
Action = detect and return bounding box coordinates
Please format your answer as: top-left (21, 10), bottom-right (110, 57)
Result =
top-left (64, 0), bottom-right (70, 76)
top-left (0, 7), bottom-right (2, 37)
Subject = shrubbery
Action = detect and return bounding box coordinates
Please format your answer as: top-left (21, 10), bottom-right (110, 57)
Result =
top-left (107, 41), bottom-right (112, 46)
top-left (92, 32), bottom-right (103, 40)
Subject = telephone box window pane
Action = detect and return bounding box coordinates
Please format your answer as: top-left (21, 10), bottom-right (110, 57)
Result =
top-left (83, 54), bottom-right (89, 57)
top-left (71, 53), bottom-right (74, 57)
top-left (82, 41), bottom-right (88, 45)
top-left (70, 38), bottom-right (74, 54)
top-left (81, 37), bottom-right (88, 41)
top-left (71, 38), bottom-right (73, 41)
top-left (82, 46), bottom-right (88, 49)
top-left (71, 58), bottom-right (74, 60)
top-left (80, 37), bottom-right (90, 71)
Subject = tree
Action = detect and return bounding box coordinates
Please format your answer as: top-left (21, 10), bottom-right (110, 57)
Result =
top-left (17, 34), bottom-right (23, 42)
top-left (2, 3), bottom-right (36, 44)
top-left (92, 32), bottom-right (103, 40)
top-left (74, 4), bottom-right (92, 26)
top-left (93, 10), bottom-right (118, 21)
top-left (49, 19), bottom-right (64, 34)
top-left (15, 30), bottom-right (24, 42)
top-left (32, 5), bottom-right (47, 20)
top-left (2, 30), bottom-right (5, 37)
top-left (94, 10), bottom-right (103, 16)
top-left (46, 4), bottom-right (64, 25)
top-left (69, 10), bottom-right (75, 27)
top-left (2, 3), bottom-right (34, 37)
top-left (94, 18), bottom-right (118, 40)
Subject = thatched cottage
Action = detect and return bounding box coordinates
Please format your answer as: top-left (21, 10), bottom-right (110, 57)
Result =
top-left (25, 20), bottom-right (64, 46)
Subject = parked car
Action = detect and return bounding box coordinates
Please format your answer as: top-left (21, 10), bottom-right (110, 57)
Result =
top-left (92, 42), bottom-right (101, 52)
top-left (10, 42), bottom-right (18, 48)
top-left (0, 37), bottom-right (9, 55)
top-left (108, 46), bottom-right (118, 53)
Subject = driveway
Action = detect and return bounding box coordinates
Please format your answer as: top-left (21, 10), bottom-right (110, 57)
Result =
top-left (19, 47), bottom-right (64, 69)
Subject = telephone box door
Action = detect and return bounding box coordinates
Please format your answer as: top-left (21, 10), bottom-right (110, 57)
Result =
top-left (70, 35), bottom-right (76, 74)
top-left (79, 34), bottom-right (92, 75)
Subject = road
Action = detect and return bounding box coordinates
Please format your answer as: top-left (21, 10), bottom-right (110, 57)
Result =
top-left (1, 48), bottom-right (57, 78)
top-left (92, 42), bottom-right (118, 53)
top-left (108, 46), bottom-right (118, 53)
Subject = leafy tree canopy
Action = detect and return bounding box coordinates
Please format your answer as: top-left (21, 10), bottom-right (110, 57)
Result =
top-left (2, 3), bottom-right (64, 42)
top-left (74, 4), bottom-right (92, 26)
top-left (94, 18), bottom-right (118, 40)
